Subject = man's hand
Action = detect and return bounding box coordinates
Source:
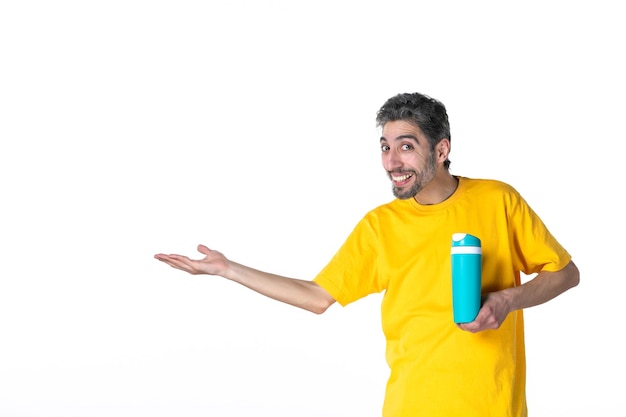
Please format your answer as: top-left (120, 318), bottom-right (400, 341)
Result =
top-left (154, 244), bottom-right (228, 276)
top-left (457, 291), bottom-right (512, 333)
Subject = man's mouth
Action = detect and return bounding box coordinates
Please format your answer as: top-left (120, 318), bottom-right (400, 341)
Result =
top-left (391, 172), bottom-right (414, 186)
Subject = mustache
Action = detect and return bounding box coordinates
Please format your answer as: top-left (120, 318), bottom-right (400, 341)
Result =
top-left (387, 169), bottom-right (415, 175)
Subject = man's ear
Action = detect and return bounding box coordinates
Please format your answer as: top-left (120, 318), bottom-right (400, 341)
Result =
top-left (436, 138), bottom-right (451, 161)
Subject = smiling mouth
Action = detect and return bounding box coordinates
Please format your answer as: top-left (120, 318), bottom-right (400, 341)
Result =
top-left (391, 172), bottom-right (414, 185)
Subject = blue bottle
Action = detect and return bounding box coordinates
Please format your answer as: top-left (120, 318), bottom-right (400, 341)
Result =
top-left (451, 233), bottom-right (482, 323)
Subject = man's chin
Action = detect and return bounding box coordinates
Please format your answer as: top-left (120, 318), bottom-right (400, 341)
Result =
top-left (392, 187), bottom-right (417, 200)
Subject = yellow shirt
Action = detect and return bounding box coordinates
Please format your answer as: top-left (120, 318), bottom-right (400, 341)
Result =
top-left (314, 177), bottom-right (571, 417)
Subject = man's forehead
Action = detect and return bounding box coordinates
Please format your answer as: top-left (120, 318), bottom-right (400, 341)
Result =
top-left (380, 134), bottom-right (419, 143)
top-left (380, 120), bottom-right (422, 141)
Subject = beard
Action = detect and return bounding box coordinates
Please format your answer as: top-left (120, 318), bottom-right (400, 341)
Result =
top-left (390, 152), bottom-right (437, 200)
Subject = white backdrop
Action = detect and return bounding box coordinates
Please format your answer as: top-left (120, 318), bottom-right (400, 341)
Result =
top-left (1, 1), bottom-right (623, 416)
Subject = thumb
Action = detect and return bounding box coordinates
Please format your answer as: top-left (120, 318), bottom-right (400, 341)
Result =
top-left (197, 244), bottom-right (211, 255)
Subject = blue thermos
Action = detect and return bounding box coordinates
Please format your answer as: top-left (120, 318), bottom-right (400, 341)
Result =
top-left (451, 233), bottom-right (482, 323)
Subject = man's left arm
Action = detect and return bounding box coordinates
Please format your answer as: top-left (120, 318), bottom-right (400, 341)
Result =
top-left (458, 260), bottom-right (580, 333)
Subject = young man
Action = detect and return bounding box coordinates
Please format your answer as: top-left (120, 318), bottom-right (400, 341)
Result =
top-left (155, 92), bottom-right (580, 417)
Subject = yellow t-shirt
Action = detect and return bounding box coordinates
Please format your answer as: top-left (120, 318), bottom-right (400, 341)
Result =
top-left (314, 177), bottom-right (571, 417)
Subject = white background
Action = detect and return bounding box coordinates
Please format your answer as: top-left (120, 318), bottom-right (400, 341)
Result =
top-left (1, 1), bottom-right (623, 416)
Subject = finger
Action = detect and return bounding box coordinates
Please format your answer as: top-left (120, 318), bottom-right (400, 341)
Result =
top-left (155, 254), bottom-right (190, 262)
top-left (157, 257), bottom-right (196, 273)
top-left (197, 244), bottom-right (211, 255)
top-left (155, 254), bottom-right (189, 267)
top-left (458, 320), bottom-right (481, 333)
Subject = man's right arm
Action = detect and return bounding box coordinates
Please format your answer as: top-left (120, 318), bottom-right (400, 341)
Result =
top-left (154, 244), bottom-right (336, 314)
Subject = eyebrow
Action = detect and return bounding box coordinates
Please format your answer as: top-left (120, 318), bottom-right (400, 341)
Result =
top-left (380, 134), bottom-right (419, 143)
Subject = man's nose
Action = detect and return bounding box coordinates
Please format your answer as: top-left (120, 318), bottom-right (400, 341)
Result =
top-left (383, 150), bottom-right (402, 171)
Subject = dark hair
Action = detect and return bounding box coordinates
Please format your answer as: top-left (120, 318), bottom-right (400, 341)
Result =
top-left (376, 92), bottom-right (451, 169)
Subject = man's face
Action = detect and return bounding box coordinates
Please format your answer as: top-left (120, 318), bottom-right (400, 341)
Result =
top-left (380, 120), bottom-right (437, 200)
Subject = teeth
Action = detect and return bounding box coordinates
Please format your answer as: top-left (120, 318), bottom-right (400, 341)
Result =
top-left (392, 173), bottom-right (412, 181)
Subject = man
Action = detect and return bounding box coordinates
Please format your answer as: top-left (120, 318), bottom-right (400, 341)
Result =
top-left (155, 92), bottom-right (580, 416)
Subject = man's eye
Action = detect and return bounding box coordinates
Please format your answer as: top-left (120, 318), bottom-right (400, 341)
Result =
top-left (381, 145), bottom-right (390, 152)
top-left (401, 144), bottom-right (413, 151)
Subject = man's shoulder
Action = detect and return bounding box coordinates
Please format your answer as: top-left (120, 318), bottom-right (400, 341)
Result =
top-left (361, 198), bottom-right (408, 221)
top-left (461, 176), bottom-right (519, 195)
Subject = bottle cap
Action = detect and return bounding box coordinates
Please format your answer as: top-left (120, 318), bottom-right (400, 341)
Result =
top-left (451, 233), bottom-right (481, 247)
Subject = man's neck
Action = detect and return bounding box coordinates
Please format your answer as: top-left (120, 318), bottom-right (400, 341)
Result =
top-left (414, 173), bottom-right (459, 205)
